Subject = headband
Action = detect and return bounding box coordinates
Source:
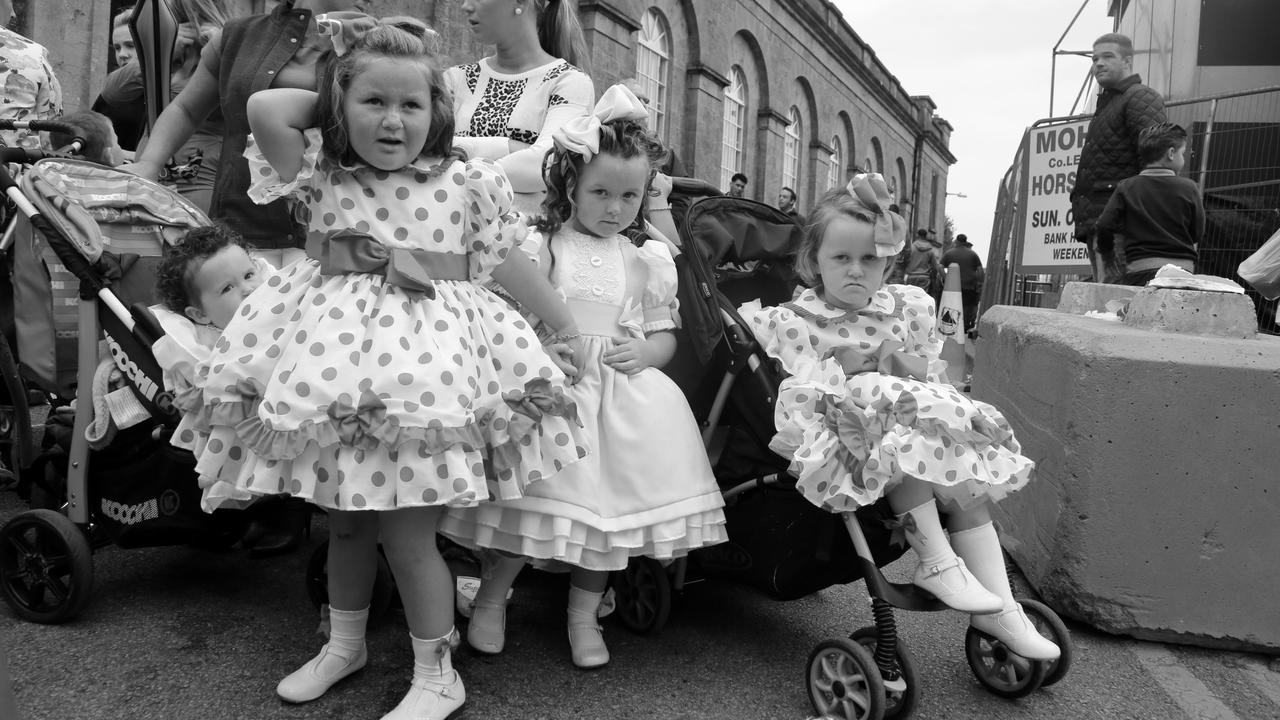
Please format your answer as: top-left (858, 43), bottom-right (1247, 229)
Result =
top-left (315, 13), bottom-right (440, 56)
top-left (551, 84), bottom-right (650, 163)
top-left (845, 173), bottom-right (906, 257)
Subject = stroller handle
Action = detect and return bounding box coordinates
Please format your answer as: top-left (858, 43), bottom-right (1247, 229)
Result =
top-left (0, 119), bottom-right (80, 136)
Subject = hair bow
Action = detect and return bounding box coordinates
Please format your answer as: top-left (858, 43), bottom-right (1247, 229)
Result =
top-left (315, 13), bottom-right (439, 56)
top-left (551, 84), bottom-right (650, 163)
top-left (845, 173), bottom-right (906, 257)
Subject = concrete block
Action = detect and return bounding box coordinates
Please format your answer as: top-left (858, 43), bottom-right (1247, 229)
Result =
top-left (974, 305), bottom-right (1280, 653)
top-left (1124, 287), bottom-right (1258, 338)
top-left (1056, 281), bottom-right (1141, 315)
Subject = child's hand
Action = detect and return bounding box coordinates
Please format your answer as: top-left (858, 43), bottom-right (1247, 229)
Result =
top-left (833, 346), bottom-right (878, 376)
top-left (544, 335), bottom-right (586, 385)
top-left (603, 337), bottom-right (653, 375)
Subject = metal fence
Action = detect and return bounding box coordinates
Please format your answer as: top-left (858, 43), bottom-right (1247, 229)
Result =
top-left (984, 86), bottom-right (1280, 334)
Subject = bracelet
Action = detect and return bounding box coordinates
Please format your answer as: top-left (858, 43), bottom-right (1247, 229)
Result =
top-left (648, 205), bottom-right (671, 212)
top-left (544, 329), bottom-right (581, 344)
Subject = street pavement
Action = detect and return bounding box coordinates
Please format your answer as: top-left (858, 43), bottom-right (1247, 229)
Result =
top-left (2, 491), bottom-right (1279, 720)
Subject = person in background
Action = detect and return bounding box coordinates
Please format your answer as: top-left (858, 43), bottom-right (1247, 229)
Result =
top-left (1070, 32), bottom-right (1166, 283)
top-left (778, 186), bottom-right (803, 224)
top-left (891, 228), bottom-right (944, 304)
top-left (728, 171), bottom-right (748, 197)
top-left (940, 233), bottom-right (984, 335)
top-left (449, 0), bottom-right (594, 215)
top-left (93, 8), bottom-right (146, 152)
top-left (1095, 122), bottom-right (1203, 287)
top-left (0, 0), bottom-right (63, 151)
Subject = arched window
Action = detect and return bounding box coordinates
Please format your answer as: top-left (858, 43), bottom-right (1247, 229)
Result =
top-left (782, 106), bottom-right (802, 193)
top-left (635, 9), bottom-right (670, 140)
top-left (720, 67), bottom-right (748, 191)
top-left (871, 137), bottom-right (884, 174)
top-left (827, 135), bottom-right (843, 190)
top-left (896, 158), bottom-right (909, 203)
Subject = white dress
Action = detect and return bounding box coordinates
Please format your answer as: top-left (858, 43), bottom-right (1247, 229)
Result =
top-left (446, 58), bottom-right (594, 215)
top-left (440, 229), bottom-right (728, 570)
top-left (740, 285), bottom-right (1034, 513)
top-left (175, 130), bottom-right (587, 512)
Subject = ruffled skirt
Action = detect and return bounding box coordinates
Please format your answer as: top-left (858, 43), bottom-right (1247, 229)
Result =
top-left (439, 335), bottom-right (727, 571)
top-left (173, 258), bottom-right (587, 512)
top-left (771, 372), bottom-right (1033, 513)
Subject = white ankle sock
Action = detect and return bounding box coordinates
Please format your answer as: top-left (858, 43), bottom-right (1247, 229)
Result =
top-left (316, 606), bottom-right (367, 675)
top-left (897, 499), bottom-right (955, 567)
top-left (949, 522), bottom-right (1016, 607)
top-left (410, 630), bottom-right (455, 681)
top-left (566, 586), bottom-right (604, 624)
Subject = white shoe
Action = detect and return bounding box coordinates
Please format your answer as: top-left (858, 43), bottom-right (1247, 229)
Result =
top-left (568, 620), bottom-right (610, 669)
top-left (971, 604), bottom-right (1061, 661)
top-left (276, 642), bottom-right (368, 703)
top-left (380, 672), bottom-right (466, 720)
top-left (467, 600), bottom-right (506, 655)
top-left (913, 557), bottom-right (1004, 614)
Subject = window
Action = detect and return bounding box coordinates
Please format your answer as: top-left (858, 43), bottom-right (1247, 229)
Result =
top-left (871, 137), bottom-right (884, 174)
top-left (896, 158), bottom-right (909, 203)
top-left (782, 107), bottom-right (801, 193)
top-left (635, 10), bottom-right (670, 140)
top-left (720, 67), bottom-right (748, 191)
top-left (930, 172), bottom-right (940, 229)
top-left (827, 135), bottom-right (843, 189)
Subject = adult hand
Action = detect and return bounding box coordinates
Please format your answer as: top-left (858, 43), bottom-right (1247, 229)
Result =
top-left (649, 172), bottom-right (673, 204)
top-left (117, 159), bottom-right (163, 181)
top-left (602, 337), bottom-right (651, 375)
top-left (174, 22), bottom-right (200, 54)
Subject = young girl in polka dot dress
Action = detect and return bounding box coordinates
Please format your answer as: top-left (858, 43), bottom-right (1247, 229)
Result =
top-left (440, 85), bottom-right (728, 669)
top-left (739, 175), bottom-right (1060, 661)
top-left (178, 22), bottom-right (590, 720)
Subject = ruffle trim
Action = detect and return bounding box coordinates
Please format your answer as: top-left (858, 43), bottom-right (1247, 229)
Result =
top-left (244, 128), bottom-right (325, 205)
top-left (439, 507), bottom-right (729, 572)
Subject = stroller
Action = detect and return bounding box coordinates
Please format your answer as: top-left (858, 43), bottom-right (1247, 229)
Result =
top-left (604, 186), bottom-right (1072, 720)
top-left (0, 134), bottom-right (248, 624)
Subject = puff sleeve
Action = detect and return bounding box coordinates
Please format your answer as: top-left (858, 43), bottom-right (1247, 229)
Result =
top-left (636, 239), bottom-right (680, 334)
top-left (461, 159), bottom-right (521, 284)
top-left (738, 302), bottom-right (844, 389)
top-left (243, 128), bottom-right (323, 205)
top-left (894, 284), bottom-right (946, 383)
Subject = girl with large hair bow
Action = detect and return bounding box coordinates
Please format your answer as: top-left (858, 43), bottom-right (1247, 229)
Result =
top-left (439, 85), bottom-right (728, 670)
top-left (738, 175), bottom-right (1062, 662)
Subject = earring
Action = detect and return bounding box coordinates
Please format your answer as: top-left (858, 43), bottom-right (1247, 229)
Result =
top-left (515, 6), bottom-right (523, 14)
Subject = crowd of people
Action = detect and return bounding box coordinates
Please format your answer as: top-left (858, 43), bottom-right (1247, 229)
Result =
top-left (10, 6), bottom-right (1221, 718)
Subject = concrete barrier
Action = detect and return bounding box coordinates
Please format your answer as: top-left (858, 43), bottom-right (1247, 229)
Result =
top-left (974, 301), bottom-right (1280, 653)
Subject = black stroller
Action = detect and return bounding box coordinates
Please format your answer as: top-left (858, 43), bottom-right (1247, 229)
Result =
top-left (0, 132), bottom-right (249, 624)
top-left (604, 184), bottom-right (1073, 720)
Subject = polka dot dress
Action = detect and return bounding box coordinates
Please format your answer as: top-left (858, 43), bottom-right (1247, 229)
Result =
top-left (177, 130), bottom-right (588, 512)
top-left (740, 284), bottom-right (1034, 514)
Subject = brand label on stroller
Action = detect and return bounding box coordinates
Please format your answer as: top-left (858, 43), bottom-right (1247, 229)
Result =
top-left (101, 497), bottom-right (159, 525)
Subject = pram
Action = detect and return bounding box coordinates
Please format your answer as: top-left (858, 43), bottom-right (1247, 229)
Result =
top-left (604, 185), bottom-right (1072, 720)
top-left (0, 131), bottom-right (249, 624)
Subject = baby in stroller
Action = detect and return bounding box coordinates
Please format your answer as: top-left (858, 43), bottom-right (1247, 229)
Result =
top-left (739, 174), bottom-right (1059, 662)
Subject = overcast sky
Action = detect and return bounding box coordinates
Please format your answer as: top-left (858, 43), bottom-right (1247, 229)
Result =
top-left (830, 0), bottom-right (1115, 260)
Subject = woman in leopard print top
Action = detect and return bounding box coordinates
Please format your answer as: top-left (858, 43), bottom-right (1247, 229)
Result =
top-left (449, 0), bottom-right (595, 215)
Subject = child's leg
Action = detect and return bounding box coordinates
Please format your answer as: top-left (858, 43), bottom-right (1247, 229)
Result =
top-left (378, 506), bottom-right (465, 720)
top-left (947, 504), bottom-right (1061, 660)
top-left (467, 552), bottom-right (526, 654)
top-left (886, 476), bottom-right (1002, 614)
top-left (277, 508), bottom-right (378, 704)
top-left (567, 567), bottom-right (610, 669)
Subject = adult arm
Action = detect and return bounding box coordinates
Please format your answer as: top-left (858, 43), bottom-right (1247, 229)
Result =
top-left (124, 37), bottom-right (222, 180)
top-left (36, 47), bottom-right (63, 121)
top-left (1126, 86), bottom-right (1167, 148)
top-left (98, 63), bottom-right (145, 105)
top-left (1094, 185), bottom-right (1127, 254)
top-left (245, 89), bottom-right (317, 182)
top-left (496, 70), bottom-right (595, 192)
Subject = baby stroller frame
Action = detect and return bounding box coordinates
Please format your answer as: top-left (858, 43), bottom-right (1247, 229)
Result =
top-left (603, 189), bottom-right (1072, 720)
top-left (0, 136), bottom-right (244, 623)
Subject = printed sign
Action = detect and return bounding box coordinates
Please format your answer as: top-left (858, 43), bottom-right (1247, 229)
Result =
top-left (1016, 120), bottom-right (1092, 274)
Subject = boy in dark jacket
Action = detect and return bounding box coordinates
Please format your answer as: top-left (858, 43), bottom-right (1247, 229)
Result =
top-left (1095, 122), bottom-right (1204, 286)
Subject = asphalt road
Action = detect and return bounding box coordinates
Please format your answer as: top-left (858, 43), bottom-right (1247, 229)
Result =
top-left (2, 491), bottom-right (1279, 720)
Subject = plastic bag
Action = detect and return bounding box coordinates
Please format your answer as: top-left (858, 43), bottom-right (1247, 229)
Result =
top-left (1238, 227), bottom-right (1280, 300)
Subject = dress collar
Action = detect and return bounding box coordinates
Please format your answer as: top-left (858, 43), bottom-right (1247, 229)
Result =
top-left (790, 286), bottom-right (895, 321)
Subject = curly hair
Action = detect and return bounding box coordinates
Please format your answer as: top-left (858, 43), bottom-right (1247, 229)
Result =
top-left (315, 22), bottom-right (461, 173)
top-left (793, 187), bottom-right (885, 292)
top-left (535, 118), bottom-right (666, 236)
top-left (155, 224), bottom-right (251, 314)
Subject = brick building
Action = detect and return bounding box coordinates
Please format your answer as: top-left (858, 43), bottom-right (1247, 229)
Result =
top-left (33, 0), bottom-right (954, 232)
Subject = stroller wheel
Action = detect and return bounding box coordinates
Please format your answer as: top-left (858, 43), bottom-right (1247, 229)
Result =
top-left (305, 540), bottom-right (396, 620)
top-left (0, 509), bottom-right (93, 623)
top-left (964, 623), bottom-right (1048, 698)
top-left (610, 556), bottom-right (671, 635)
top-left (849, 627), bottom-right (919, 719)
top-left (806, 637), bottom-right (886, 720)
top-left (1017, 598), bottom-right (1072, 687)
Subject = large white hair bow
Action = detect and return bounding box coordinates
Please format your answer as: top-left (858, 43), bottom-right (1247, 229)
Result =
top-left (551, 84), bottom-right (650, 162)
top-left (845, 173), bottom-right (907, 257)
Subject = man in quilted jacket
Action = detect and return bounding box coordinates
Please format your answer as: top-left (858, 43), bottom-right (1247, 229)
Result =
top-left (1070, 33), bottom-right (1167, 282)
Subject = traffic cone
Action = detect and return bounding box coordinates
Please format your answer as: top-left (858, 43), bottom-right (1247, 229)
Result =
top-left (938, 263), bottom-right (967, 388)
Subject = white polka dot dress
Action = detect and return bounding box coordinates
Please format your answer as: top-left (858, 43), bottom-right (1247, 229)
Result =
top-left (740, 285), bottom-right (1033, 514)
top-left (440, 230), bottom-right (728, 571)
top-left (176, 130), bottom-right (587, 512)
